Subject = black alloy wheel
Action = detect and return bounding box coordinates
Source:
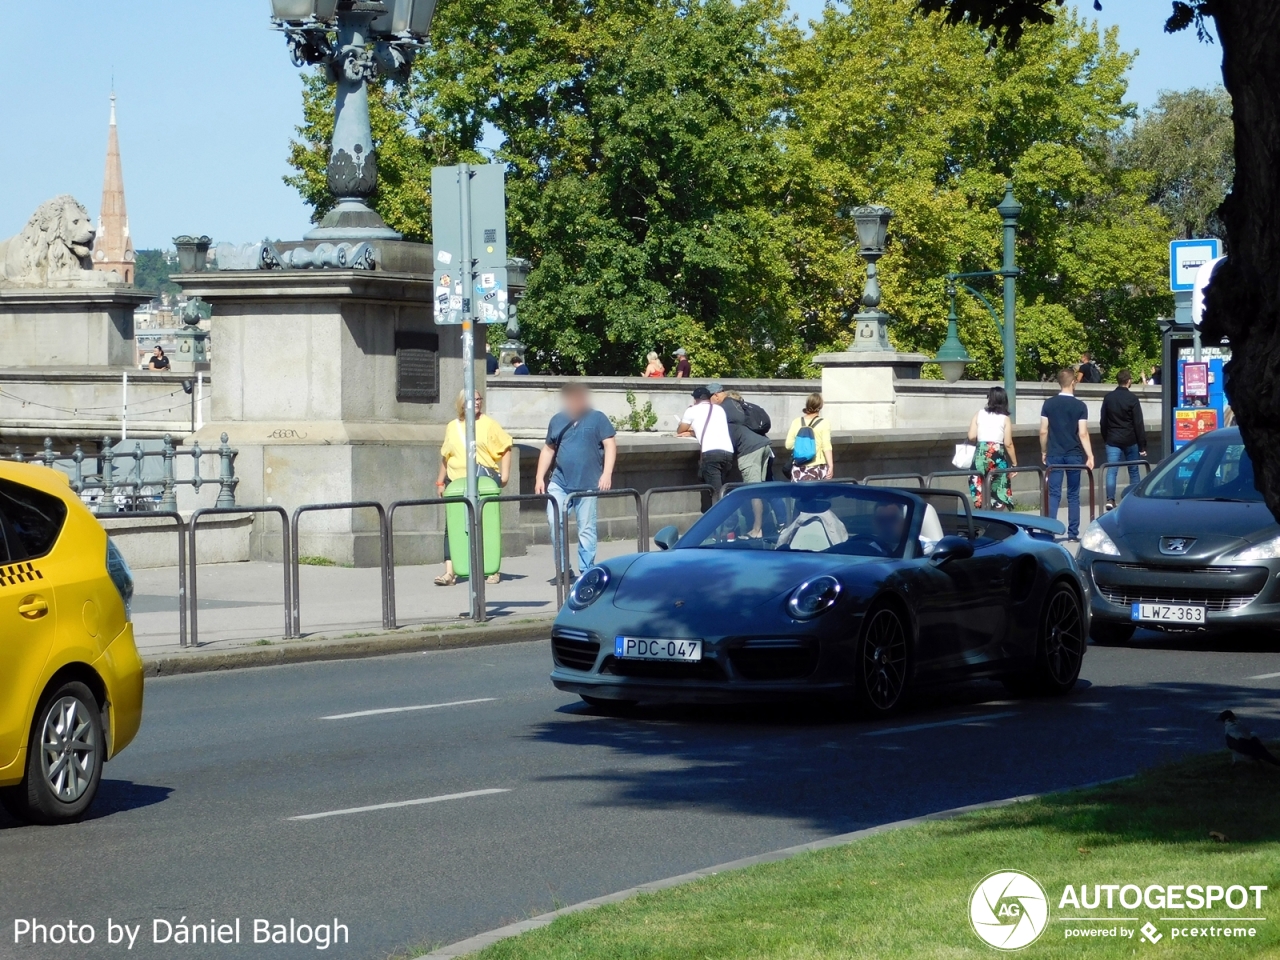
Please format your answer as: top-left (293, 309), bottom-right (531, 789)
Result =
top-left (1006, 583), bottom-right (1085, 696)
top-left (856, 606), bottom-right (909, 716)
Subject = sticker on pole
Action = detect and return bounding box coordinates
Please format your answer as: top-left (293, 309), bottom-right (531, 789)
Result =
top-left (435, 270), bottom-right (466, 325)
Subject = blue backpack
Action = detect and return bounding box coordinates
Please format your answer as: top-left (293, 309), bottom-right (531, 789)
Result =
top-left (792, 416), bottom-right (821, 465)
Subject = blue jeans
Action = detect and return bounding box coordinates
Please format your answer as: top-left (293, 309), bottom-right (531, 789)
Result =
top-left (1105, 443), bottom-right (1141, 501)
top-left (547, 482), bottom-right (598, 573)
top-left (1046, 454), bottom-right (1085, 538)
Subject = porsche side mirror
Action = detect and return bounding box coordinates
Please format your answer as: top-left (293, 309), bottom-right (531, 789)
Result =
top-left (653, 525), bottom-right (680, 550)
top-left (930, 535), bottom-right (974, 565)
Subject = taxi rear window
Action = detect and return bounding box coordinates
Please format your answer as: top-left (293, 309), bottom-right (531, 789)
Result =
top-left (0, 478), bottom-right (68, 562)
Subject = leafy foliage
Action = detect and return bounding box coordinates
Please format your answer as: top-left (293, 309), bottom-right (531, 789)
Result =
top-left (286, 0), bottom-right (1174, 380)
top-left (1117, 87), bottom-right (1234, 241)
top-left (132, 249), bottom-right (178, 296)
top-left (609, 391), bottom-right (659, 432)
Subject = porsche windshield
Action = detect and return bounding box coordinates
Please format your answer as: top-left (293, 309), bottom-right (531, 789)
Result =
top-left (1142, 434), bottom-right (1264, 502)
top-left (679, 486), bottom-right (916, 558)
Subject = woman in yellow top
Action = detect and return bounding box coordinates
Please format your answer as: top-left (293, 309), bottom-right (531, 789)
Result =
top-left (434, 391), bottom-right (513, 586)
top-left (785, 393), bottom-right (834, 481)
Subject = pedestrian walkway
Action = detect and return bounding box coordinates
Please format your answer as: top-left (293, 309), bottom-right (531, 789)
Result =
top-left (132, 541), bottom-right (637, 653)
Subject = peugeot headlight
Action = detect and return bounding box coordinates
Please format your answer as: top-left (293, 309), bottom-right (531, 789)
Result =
top-left (1080, 521), bottom-right (1120, 557)
top-left (568, 565), bottom-right (611, 610)
top-left (1230, 535), bottom-right (1280, 562)
top-left (787, 576), bottom-right (842, 620)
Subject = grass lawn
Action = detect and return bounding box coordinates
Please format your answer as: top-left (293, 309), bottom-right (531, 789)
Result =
top-left (474, 749), bottom-right (1280, 959)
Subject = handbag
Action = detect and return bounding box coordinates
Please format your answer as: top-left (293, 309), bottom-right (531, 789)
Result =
top-left (952, 442), bottom-right (977, 470)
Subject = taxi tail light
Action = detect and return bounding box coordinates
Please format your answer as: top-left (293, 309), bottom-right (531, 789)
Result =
top-left (106, 538), bottom-right (134, 619)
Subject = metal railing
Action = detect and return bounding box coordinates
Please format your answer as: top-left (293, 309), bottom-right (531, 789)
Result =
top-left (639, 484), bottom-right (712, 549)
top-left (1098, 458), bottom-right (1152, 504)
top-left (136, 510), bottom-right (189, 648)
top-left (562, 489), bottom-right (643, 568)
top-left (859, 472), bottom-right (925, 487)
top-left (9, 433), bottom-right (238, 514)
top-left (188, 505), bottom-right (292, 646)
top-left (483, 493), bottom-right (566, 605)
top-left (386, 496), bottom-right (478, 626)
top-left (979, 464), bottom-right (1047, 514)
top-left (291, 501), bottom-right (390, 637)
top-left (913, 488), bottom-right (975, 540)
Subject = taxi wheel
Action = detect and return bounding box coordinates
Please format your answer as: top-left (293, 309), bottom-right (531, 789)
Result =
top-left (853, 605), bottom-right (910, 718)
top-left (1, 681), bottom-right (104, 825)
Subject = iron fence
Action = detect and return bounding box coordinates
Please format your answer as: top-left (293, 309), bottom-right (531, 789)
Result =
top-left (188, 505), bottom-right (292, 646)
top-left (639, 484), bottom-right (712, 550)
top-left (482, 493), bottom-right (566, 604)
top-left (291, 501), bottom-right (391, 637)
top-left (8, 433), bottom-right (238, 514)
top-left (386, 496), bottom-right (478, 626)
top-left (561, 489), bottom-right (643, 570)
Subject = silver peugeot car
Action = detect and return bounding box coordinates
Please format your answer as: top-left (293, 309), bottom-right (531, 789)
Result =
top-left (1078, 427), bottom-right (1280, 643)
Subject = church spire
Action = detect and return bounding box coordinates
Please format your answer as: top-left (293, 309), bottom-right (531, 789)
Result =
top-left (92, 91), bottom-right (135, 283)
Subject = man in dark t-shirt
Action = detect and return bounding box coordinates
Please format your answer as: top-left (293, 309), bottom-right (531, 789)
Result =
top-left (673, 348), bottom-right (691, 378)
top-left (1040, 368), bottom-right (1095, 540)
top-left (535, 383), bottom-right (617, 575)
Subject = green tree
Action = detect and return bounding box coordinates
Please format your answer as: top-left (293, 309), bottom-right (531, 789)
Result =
top-left (919, 0), bottom-right (1280, 523)
top-left (132, 249), bottom-right (178, 296)
top-left (1118, 86), bottom-right (1234, 240)
top-left (779, 0), bottom-right (1170, 380)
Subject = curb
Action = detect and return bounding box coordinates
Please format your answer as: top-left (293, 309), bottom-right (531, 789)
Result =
top-left (142, 615), bottom-right (556, 677)
top-left (416, 791), bottom-right (1046, 959)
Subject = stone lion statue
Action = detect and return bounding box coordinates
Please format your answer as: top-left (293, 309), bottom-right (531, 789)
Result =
top-left (0, 195), bottom-right (120, 287)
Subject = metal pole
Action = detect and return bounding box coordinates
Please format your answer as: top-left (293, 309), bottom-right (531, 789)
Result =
top-left (196, 372), bottom-right (204, 431)
top-left (459, 162), bottom-right (485, 621)
top-left (998, 183), bottom-right (1021, 421)
top-left (121, 371), bottom-right (128, 441)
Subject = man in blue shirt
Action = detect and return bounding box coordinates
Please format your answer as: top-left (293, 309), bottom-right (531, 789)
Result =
top-left (535, 383), bottom-right (617, 576)
top-left (1040, 368), bottom-right (1095, 541)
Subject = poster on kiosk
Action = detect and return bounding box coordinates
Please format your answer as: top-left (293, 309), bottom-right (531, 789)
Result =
top-left (1173, 246), bottom-right (1227, 450)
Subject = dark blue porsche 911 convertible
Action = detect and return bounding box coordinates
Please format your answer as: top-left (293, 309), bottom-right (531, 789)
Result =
top-left (550, 483), bottom-right (1089, 715)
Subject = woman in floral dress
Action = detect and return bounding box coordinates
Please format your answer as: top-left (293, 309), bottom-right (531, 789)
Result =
top-left (967, 387), bottom-right (1017, 509)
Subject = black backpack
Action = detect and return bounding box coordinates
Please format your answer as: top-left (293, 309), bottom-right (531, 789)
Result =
top-left (740, 400), bottom-right (771, 436)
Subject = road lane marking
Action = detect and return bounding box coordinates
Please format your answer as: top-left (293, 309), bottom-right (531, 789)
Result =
top-left (321, 697), bottom-right (496, 720)
top-left (1247, 671), bottom-right (1280, 681)
top-left (863, 711), bottom-right (1018, 737)
top-left (290, 788), bottom-right (510, 821)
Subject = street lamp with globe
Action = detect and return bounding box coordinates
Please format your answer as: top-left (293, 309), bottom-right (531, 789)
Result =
top-left (269, 0), bottom-right (437, 240)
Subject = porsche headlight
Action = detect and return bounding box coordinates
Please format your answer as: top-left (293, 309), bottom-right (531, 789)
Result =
top-left (787, 576), bottom-right (842, 620)
top-left (1080, 521), bottom-right (1120, 556)
top-left (568, 566), bottom-right (611, 610)
top-left (1230, 535), bottom-right (1280, 562)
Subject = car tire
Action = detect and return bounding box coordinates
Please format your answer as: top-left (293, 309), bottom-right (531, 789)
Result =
top-left (1004, 582), bottom-right (1085, 697)
top-left (1089, 621), bottom-right (1135, 646)
top-left (580, 695), bottom-right (638, 714)
top-left (1, 681), bottom-right (104, 825)
top-left (853, 605), bottom-right (910, 717)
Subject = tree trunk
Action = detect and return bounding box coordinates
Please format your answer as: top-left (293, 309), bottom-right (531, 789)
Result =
top-left (1203, 3), bottom-right (1280, 517)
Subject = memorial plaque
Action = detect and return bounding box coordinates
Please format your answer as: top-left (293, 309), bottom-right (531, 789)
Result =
top-left (395, 331), bottom-right (440, 403)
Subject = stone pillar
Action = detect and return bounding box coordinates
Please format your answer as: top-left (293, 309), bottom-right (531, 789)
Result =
top-left (810, 351), bottom-right (930, 430)
top-left (0, 288), bottom-right (149, 367)
top-left (175, 247), bottom-right (495, 566)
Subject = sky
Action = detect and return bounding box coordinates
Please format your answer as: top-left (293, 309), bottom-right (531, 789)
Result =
top-left (0, 1), bottom-right (1223, 251)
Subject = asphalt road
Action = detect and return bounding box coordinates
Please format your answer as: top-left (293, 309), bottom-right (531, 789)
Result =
top-left (3, 633), bottom-right (1279, 960)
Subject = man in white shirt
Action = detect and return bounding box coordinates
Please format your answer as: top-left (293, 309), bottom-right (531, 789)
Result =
top-left (677, 386), bottom-right (735, 504)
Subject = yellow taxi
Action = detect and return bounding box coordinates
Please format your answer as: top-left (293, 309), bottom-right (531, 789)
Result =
top-left (0, 460), bottom-right (143, 823)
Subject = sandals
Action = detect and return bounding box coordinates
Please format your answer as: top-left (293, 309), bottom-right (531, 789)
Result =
top-left (485, 573), bottom-right (501, 585)
top-left (434, 572), bottom-right (457, 586)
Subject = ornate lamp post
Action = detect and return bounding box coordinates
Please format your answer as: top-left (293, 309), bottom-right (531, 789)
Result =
top-left (270, 0), bottom-right (437, 240)
top-left (844, 205), bottom-right (895, 352)
top-left (935, 281), bottom-right (974, 383)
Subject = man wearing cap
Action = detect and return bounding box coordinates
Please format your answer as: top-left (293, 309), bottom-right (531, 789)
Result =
top-left (673, 348), bottom-right (691, 378)
top-left (678, 385), bottom-right (735, 505)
